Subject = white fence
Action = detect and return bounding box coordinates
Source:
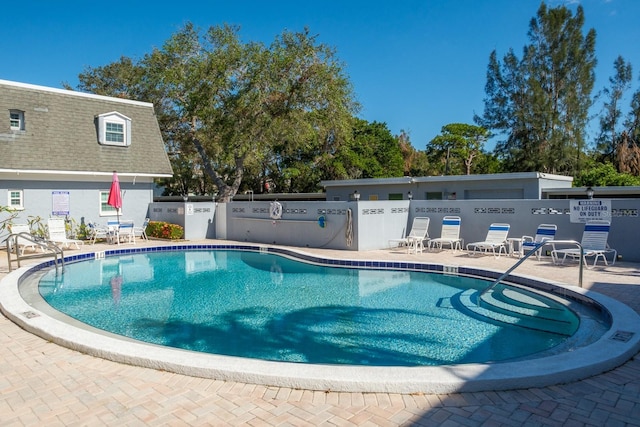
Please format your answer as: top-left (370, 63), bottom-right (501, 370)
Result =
top-left (149, 198), bottom-right (640, 262)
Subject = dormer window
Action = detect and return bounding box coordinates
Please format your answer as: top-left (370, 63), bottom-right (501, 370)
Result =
top-left (97, 112), bottom-right (131, 147)
top-left (10, 110), bottom-right (25, 131)
top-left (106, 122), bottom-right (124, 143)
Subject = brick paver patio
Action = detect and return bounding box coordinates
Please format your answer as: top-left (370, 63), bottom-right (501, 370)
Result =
top-left (1, 240), bottom-right (639, 426)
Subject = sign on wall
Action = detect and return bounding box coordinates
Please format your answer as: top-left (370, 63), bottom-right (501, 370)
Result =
top-left (569, 199), bottom-right (611, 223)
top-left (52, 191), bottom-right (70, 216)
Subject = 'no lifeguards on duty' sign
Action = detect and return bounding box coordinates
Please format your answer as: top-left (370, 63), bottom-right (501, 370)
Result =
top-left (569, 199), bottom-right (611, 223)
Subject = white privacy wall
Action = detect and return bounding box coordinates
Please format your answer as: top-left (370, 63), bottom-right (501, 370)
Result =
top-left (149, 198), bottom-right (639, 261)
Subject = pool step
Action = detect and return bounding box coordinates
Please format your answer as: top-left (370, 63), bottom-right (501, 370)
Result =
top-left (482, 286), bottom-right (571, 322)
top-left (457, 288), bottom-right (579, 336)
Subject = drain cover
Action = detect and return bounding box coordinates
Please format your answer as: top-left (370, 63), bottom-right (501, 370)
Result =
top-left (611, 331), bottom-right (634, 342)
top-left (22, 311), bottom-right (40, 319)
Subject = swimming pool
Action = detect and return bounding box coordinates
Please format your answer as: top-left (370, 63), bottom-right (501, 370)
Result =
top-left (36, 250), bottom-right (585, 366)
top-left (2, 244), bottom-right (640, 393)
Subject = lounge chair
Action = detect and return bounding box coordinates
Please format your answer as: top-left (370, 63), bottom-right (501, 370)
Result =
top-left (519, 223), bottom-right (557, 259)
top-left (389, 217), bottom-right (430, 254)
top-left (551, 220), bottom-right (616, 268)
top-left (134, 218), bottom-right (150, 240)
top-left (427, 216), bottom-right (462, 252)
top-left (467, 223), bottom-right (510, 257)
top-left (47, 217), bottom-right (84, 249)
top-left (8, 224), bottom-right (38, 255)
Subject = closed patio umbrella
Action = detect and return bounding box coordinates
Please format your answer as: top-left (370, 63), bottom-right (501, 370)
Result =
top-left (107, 171), bottom-right (122, 224)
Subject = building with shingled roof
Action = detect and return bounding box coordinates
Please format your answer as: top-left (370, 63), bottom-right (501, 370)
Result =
top-left (1, 79), bottom-right (173, 236)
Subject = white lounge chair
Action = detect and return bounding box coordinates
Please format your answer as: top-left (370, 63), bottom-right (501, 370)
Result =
top-left (428, 216), bottom-right (462, 252)
top-left (389, 217), bottom-right (430, 254)
top-left (134, 218), bottom-right (150, 240)
top-left (47, 217), bottom-right (84, 249)
top-left (467, 223), bottom-right (510, 257)
top-left (8, 224), bottom-right (38, 255)
top-left (551, 220), bottom-right (616, 268)
top-left (519, 223), bottom-right (557, 259)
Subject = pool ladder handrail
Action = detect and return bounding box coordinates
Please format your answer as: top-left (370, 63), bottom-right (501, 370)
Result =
top-left (5, 232), bottom-right (65, 272)
top-left (478, 240), bottom-right (584, 301)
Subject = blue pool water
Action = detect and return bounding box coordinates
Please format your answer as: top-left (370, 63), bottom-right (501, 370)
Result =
top-left (37, 250), bottom-right (585, 366)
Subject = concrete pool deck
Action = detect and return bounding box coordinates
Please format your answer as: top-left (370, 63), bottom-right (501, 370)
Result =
top-left (1, 239), bottom-right (640, 425)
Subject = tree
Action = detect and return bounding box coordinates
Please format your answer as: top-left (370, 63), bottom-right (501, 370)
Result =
top-left (573, 161), bottom-right (640, 187)
top-left (627, 78), bottom-right (640, 143)
top-left (614, 131), bottom-right (640, 176)
top-left (73, 23), bottom-right (358, 201)
top-left (614, 72), bottom-right (640, 176)
top-left (596, 56), bottom-right (633, 164)
top-left (426, 123), bottom-right (489, 175)
top-left (332, 119), bottom-right (404, 179)
top-left (397, 130), bottom-right (430, 177)
top-left (476, 2), bottom-right (596, 175)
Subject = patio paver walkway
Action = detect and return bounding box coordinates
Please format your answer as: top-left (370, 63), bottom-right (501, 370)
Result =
top-left (1, 240), bottom-right (639, 426)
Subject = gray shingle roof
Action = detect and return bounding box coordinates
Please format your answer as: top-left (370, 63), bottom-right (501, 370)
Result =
top-left (0, 80), bottom-right (173, 177)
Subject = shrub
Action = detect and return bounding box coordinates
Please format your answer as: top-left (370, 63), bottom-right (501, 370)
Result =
top-left (146, 221), bottom-right (184, 240)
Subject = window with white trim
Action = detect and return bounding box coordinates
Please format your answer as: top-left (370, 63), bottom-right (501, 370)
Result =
top-left (99, 191), bottom-right (120, 216)
top-left (97, 112), bottom-right (131, 147)
top-left (8, 190), bottom-right (24, 209)
top-left (106, 122), bottom-right (124, 143)
top-left (9, 110), bottom-right (25, 131)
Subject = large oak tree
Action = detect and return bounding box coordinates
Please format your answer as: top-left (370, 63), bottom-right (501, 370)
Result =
top-left (72, 23), bottom-right (358, 201)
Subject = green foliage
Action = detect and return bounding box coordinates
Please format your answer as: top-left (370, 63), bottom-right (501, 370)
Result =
top-left (427, 123), bottom-right (489, 175)
top-left (74, 23), bottom-right (358, 201)
top-left (0, 205), bottom-right (18, 234)
top-left (63, 217), bottom-right (91, 240)
top-left (2, 213), bottom-right (90, 241)
top-left (67, 6), bottom-right (640, 189)
top-left (332, 119), bottom-right (404, 179)
top-left (146, 221), bottom-right (184, 240)
top-left (472, 152), bottom-right (504, 174)
top-left (476, 2), bottom-right (596, 176)
top-left (26, 216), bottom-right (47, 238)
top-left (397, 130), bottom-right (431, 176)
top-left (596, 56), bottom-right (633, 163)
top-left (573, 162), bottom-right (640, 187)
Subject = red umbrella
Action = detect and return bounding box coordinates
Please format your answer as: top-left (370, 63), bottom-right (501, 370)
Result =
top-left (107, 171), bottom-right (122, 223)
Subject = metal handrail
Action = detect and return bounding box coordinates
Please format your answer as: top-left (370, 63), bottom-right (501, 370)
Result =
top-left (479, 239), bottom-right (584, 301)
top-left (545, 239), bottom-right (584, 287)
top-left (6, 232), bottom-right (65, 272)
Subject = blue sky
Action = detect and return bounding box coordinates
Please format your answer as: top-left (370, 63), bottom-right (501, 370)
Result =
top-left (2, 0), bottom-right (639, 151)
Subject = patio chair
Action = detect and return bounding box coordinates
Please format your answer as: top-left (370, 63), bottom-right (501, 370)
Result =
top-left (427, 216), bottom-right (462, 252)
top-left (117, 220), bottom-right (136, 245)
top-left (389, 217), bottom-right (430, 254)
top-left (105, 220), bottom-right (121, 243)
top-left (519, 223), bottom-right (557, 260)
top-left (8, 224), bottom-right (38, 255)
top-left (467, 223), bottom-right (510, 257)
top-left (551, 220), bottom-right (616, 268)
top-left (47, 217), bottom-right (84, 249)
top-left (87, 222), bottom-right (112, 244)
top-left (134, 218), bottom-right (150, 240)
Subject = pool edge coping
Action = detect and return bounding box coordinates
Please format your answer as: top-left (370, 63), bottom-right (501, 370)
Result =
top-left (1, 244), bottom-right (639, 394)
